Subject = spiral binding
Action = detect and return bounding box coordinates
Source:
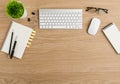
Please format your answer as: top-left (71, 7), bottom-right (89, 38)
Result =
top-left (27, 30), bottom-right (36, 48)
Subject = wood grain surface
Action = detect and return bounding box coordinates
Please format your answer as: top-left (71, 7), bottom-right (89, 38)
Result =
top-left (0, 0), bottom-right (120, 84)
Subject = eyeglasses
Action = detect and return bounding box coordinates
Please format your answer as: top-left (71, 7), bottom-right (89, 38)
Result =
top-left (86, 7), bottom-right (108, 14)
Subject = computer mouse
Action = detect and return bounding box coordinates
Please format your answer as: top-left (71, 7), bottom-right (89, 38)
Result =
top-left (88, 18), bottom-right (101, 35)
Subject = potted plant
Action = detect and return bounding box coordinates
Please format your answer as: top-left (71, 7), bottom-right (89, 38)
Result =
top-left (5, 0), bottom-right (27, 19)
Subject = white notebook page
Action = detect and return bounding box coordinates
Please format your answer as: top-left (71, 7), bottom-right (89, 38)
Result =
top-left (103, 23), bottom-right (120, 54)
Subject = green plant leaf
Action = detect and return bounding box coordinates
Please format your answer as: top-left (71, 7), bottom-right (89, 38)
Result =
top-left (6, 0), bottom-right (24, 18)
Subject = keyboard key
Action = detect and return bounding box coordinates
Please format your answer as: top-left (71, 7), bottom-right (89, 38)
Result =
top-left (53, 26), bottom-right (66, 28)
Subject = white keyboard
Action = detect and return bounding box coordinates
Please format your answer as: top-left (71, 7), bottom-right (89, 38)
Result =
top-left (39, 9), bottom-right (82, 29)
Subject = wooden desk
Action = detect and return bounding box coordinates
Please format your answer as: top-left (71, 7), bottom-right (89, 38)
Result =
top-left (0, 0), bottom-right (120, 83)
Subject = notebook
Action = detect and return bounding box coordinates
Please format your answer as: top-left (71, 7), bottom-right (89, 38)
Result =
top-left (103, 23), bottom-right (120, 54)
top-left (1, 21), bottom-right (36, 59)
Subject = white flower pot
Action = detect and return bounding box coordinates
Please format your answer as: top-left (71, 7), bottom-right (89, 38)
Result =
top-left (20, 9), bottom-right (27, 19)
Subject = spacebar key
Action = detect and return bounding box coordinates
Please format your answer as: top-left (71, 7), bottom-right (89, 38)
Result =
top-left (52, 26), bottom-right (66, 28)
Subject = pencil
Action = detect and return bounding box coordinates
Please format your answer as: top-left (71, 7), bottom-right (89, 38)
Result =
top-left (9, 31), bottom-right (13, 55)
top-left (10, 36), bottom-right (17, 59)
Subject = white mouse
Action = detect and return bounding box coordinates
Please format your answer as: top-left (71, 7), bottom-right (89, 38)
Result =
top-left (88, 18), bottom-right (101, 35)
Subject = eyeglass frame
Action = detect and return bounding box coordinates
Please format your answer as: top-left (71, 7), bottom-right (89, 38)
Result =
top-left (86, 7), bottom-right (108, 14)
